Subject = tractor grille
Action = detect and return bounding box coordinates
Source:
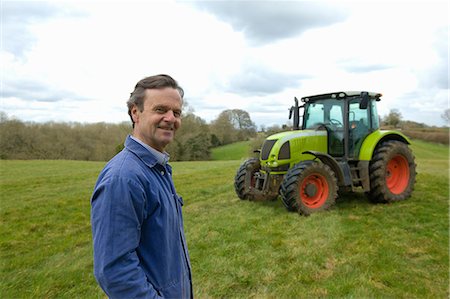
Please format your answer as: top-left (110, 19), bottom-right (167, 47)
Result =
top-left (261, 139), bottom-right (277, 160)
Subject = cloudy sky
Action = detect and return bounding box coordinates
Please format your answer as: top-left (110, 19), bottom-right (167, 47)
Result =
top-left (1, 0), bottom-right (449, 127)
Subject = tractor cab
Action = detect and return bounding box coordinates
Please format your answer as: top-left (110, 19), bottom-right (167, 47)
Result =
top-left (299, 91), bottom-right (381, 159)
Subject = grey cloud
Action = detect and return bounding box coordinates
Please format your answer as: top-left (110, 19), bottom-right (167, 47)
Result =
top-left (248, 104), bottom-right (286, 113)
top-left (225, 65), bottom-right (307, 96)
top-left (419, 27), bottom-right (449, 90)
top-left (196, 101), bottom-right (229, 110)
top-left (341, 63), bottom-right (393, 73)
top-left (2, 2), bottom-right (86, 57)
top-left (190, 1), bottom-right (348, 45)
top-left (394, 90), bottom-right (447, 127)
top-left (425, 63), bottom-right (449, 90)
top-left (2, 78), bottom-right (88, 103)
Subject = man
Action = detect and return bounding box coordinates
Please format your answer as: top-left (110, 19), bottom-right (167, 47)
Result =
top-left (91, 74), bottom-right (192, 298)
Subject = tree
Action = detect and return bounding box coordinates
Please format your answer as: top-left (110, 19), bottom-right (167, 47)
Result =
top-left (210, 109), bottom-right (257, 145)
top-left (0, 118), bottom-right (131, 161)
top-left (210, 111), bottom-right (237, 145)
top-left (227, 109), bottom-right (256, 132)
top-left (166, 112), bottom-right (211, 161)
top-left (0, 111), bottom-right (8, 122)
top-left (383, 109), bottom-right (402, 127)
top-left (442, 109), bottom-right (450, 127)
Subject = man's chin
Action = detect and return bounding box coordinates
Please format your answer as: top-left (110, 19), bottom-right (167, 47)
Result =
top-left (158, 133), bottom-right (174, 144)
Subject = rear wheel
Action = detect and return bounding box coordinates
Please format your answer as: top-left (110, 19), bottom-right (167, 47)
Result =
top-left (280, 161), bottom-right (338, 215)
top-left (234, 158), bottom-right (260, 200)
top-left (368, 141), bottom-right (416, 203)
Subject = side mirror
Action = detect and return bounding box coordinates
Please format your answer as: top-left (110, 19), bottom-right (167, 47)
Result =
top-left (360, 92), bottom-right (369, 109)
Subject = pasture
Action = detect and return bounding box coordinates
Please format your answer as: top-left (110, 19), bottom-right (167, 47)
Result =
top-left (0, 140), bottom-right (448, 298)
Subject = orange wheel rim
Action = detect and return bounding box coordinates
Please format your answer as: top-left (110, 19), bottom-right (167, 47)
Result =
top-left (300, 173), bottom-right (329, 208)
top-left (386, 154), bottom-right (410, 194)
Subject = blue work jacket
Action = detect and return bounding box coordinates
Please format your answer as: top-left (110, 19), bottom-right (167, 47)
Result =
top-left (91, 136), bottom-right (192, 298)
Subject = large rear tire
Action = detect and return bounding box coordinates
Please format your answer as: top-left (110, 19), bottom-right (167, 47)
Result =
top-left (280, 161), bottom-right (338, 215)
top-left (234, 158), bottom-right (260, 200)
top-left (368, 141), bottom-right (416, 203)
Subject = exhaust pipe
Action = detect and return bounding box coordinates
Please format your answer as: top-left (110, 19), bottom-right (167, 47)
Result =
top-left (289, 97), bottom-right (300, 130)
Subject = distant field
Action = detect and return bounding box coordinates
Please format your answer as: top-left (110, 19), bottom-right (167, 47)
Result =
top-left (0, 140), bottom-right (448, 298)
top-left (210, 140), bottom-right (251, 160)
top-left (403, 128), bottom-right (449, 145)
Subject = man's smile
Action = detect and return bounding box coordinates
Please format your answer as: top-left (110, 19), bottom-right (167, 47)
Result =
top-left (157, 125), bottom-right (175, 131)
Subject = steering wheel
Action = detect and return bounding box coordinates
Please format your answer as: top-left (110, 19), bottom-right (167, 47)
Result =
top-left (311, 123), bottom-right (328, 130)
top-left (329, 118), bottom-right (343, 126)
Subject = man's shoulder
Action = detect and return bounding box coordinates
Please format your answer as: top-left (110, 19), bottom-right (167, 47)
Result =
top-left (108, 148), bottom-right (137, 167)
top-left (100, 149), bottom-right (147, 182)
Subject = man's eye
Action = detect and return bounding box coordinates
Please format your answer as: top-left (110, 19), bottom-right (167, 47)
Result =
top-left (155, 108), bottom-right (166, 113)
top-left (174, 111), bottom-right (182, 118)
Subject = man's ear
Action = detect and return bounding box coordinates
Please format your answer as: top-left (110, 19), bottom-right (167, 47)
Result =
top-left (131, 105), bottom-right (139, 124)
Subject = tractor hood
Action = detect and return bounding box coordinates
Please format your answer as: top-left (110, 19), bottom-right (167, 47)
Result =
top-left (260, 130), bottom-right (327, 173)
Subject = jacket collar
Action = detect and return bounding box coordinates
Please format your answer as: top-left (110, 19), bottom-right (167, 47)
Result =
top-left (129, 135), bottom-right (170, 165)
top-left (124, 135), bottom-right (160, 169)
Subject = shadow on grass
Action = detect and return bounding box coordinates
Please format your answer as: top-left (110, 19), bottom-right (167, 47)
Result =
top-left (336, 190), bottom-right (370, 205)
top-left (244, 190), bottom-right (373, 215)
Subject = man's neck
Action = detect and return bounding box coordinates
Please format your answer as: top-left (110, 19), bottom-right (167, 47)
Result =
top-left (129, 135), bottom-right (170, 165)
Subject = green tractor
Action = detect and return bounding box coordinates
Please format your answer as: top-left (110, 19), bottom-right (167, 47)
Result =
top-left (234, 91), bottom-right (416, 215)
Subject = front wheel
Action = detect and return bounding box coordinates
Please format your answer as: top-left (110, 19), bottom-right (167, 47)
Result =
top-left (368, 141), bottom-right (416, 203)
top-left (234, 158), bottom-right (260, 200)
top-left (280, 161), bottom-right (338, 215)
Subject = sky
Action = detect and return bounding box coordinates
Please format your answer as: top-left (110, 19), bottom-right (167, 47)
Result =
top-left (1, 0), bottom-right (449, 128)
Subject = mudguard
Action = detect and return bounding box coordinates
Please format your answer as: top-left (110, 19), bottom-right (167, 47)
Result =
top-left (359, 130), bottom-right (411, 161)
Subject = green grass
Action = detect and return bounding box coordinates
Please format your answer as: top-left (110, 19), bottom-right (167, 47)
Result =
top-left (410, 139), bottom-right (449, 177)
top-left (0, 160), bottom-right (105, 298)
top-left (1, 140), bottom-right (448, 298)
top-left (211, 141), bottom-right (251, 160)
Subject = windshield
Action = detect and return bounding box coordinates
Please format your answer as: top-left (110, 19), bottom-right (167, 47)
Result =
top-left (304, 99), bottom-right (344, 129)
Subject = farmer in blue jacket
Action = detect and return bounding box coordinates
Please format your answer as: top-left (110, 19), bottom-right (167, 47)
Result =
top-left (91, 74), bottom-right (192, 298)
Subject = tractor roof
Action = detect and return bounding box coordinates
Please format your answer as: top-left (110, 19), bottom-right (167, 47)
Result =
top-left (301, 91), bottom-right (382, 102)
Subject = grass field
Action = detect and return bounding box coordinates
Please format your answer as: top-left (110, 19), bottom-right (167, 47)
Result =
top-left (1, 140), bottom-right (448, 298)
top-left (210, 140), bottom-right (251, 161)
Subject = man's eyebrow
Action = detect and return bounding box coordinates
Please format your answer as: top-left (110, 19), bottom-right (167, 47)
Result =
top-left (153, 104), bottom-right (169, 109)
top-left (153, 105), bottom-right (182, 112)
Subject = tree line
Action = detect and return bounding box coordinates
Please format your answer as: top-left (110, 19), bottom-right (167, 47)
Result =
top-left (2, 107), bottom-right (447, 162)
top-left (0, 109), bottom-right (257, 161)
top-left (382, 109), bottom-right (449, 144)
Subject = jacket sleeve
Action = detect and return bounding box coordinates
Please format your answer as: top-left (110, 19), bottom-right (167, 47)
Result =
top-left (91, 175), bottom-right (161, 299)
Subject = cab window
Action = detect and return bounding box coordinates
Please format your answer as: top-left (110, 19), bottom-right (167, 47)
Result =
top-left (371, 100), bottom-right (380, 129)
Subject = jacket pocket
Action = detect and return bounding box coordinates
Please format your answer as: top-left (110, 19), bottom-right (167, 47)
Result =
top-left (158, 272), bottom-right (191, 299)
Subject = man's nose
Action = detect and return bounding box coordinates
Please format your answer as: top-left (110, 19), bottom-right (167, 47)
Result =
top-left (163, 110), bottom-right (176, 122)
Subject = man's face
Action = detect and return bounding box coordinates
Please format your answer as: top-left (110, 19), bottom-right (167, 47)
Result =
top-left (131, 87), bottom-right (182, 152)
